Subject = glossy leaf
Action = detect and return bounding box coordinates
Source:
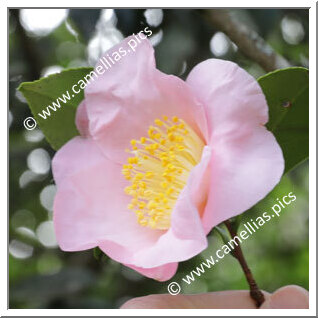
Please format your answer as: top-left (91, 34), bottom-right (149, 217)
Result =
top-left (258, 67), bottom-right (309, 173)
top-left (18, 67), bottom-right (93, 150)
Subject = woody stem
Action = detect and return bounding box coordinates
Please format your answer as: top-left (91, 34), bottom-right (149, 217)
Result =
top-left (224, 220), bottom-right (265, 308)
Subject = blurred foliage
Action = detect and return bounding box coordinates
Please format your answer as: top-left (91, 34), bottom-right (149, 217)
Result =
top-left (9, 8), bottom-right (309, 309)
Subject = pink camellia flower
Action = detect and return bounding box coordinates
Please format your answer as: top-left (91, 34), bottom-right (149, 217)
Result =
top-left (52, 36), bottom-right (284, 281)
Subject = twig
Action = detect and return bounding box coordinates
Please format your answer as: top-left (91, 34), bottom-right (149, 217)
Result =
top-left (224, 220), bottom-right (265, 308)
top-left (205, 9), bottom-right (290, 72)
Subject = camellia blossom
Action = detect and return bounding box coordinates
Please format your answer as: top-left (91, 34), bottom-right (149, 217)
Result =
top-left (52, 36), bottom-right (284, 281)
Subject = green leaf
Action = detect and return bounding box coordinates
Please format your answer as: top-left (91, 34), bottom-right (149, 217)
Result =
top-left (258, 67), bottom-right (309, 173)
top-left (228, 215), bottom-right (242, 232)
top-left (18, 67), bottom-right (93, 150)
top-left (214, 225), bottom-right (231, 245)
top-left (214, 225), bottom-right (239, 259)
top-left (93, 247), bottom-right (102, 260)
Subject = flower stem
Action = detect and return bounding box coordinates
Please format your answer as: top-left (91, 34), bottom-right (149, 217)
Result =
top-left (224, 220), bottom-right (265, 308)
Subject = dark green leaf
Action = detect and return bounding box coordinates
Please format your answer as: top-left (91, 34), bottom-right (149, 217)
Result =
top-left (258, 67), bottom-right (309, 173)
top-left (214, 225), bottom-right (231, 245)
top-left (228, 215), bottom-right (242, 232)
top-left (93, 247), bottom-right (102, 260)
top-left (18, 67), bottom-right (93, 150)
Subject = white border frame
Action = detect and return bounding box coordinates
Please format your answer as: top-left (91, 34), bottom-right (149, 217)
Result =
top-left (3, 0), bottom-right (316, 316)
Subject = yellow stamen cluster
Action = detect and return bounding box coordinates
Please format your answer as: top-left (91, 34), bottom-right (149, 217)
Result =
top-left (122, 116), bottom-right (205, 230)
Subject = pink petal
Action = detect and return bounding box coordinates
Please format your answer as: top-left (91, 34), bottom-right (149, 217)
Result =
top-left (75, 100), bottom-right (89, 137)
top-left (125, 263), bottom-right (178, 281)
top-left (84, 37), bottom-right (208, 163)
top-left (186, 59), bottom-right (268, 139)
top-left (203, 126), bottom-right (284, 233)
top-left (186, 59), bottom-right (284, 232)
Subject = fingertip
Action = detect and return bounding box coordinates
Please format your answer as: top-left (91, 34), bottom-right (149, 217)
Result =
top-left (260, 285), bottom-right (309, 309)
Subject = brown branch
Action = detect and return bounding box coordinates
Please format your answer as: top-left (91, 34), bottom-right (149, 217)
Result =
top-left (224, 220), bottom-right (265, 308)
top-left (205, 9), bottom-right (290, 72)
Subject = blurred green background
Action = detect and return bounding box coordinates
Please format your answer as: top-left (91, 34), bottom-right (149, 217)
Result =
top-left (9, 8), bottom-right (309, 309)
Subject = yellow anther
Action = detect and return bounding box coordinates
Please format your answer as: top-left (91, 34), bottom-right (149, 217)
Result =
top-left (168, 133), bottom-right (175, 141)
top-left (166, 188), bottom-right (175, 195)
top-left (148, 127), bottom-right (155, 138)
top-left (163, 173), bottom-right (174, 182)
top-left (139, 219), bottom-right (148, 226)
top-left (161, 181), bottom-right (168, 189)
top-left (140, 137), bottom-right (146, 144)
top-left (145, 171), bottom-right (154, 178)
top-left (176, 136), bottom-right (184, 142)
top-left (172, 116), bottom-right (179, 123)
top-left (124, 186), bottom-right (131, 194)
top-left (138, 201), bottom-right (146, 209)
top-left (139, 182), bottom-right (147, 189)
top-left (155, 119), bottom-right (163, 126)
top-left (168, 126), bottom-right (177, 133)
top-left (158, 193), bottom-right (165, 199)
top-left (147, 201), bottom-right (157, 209)
top-left (128, 157), bottom-right (138, 164)
top-left (177, 145), bottom-right (185, 151)
top-left (135, 173), bottom-right (144, 180)
top-left (161, 159), bottom-right (169, 167)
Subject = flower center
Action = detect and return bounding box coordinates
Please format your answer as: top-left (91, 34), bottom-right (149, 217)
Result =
top-left (122, 116), bottom-right (205, 230)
